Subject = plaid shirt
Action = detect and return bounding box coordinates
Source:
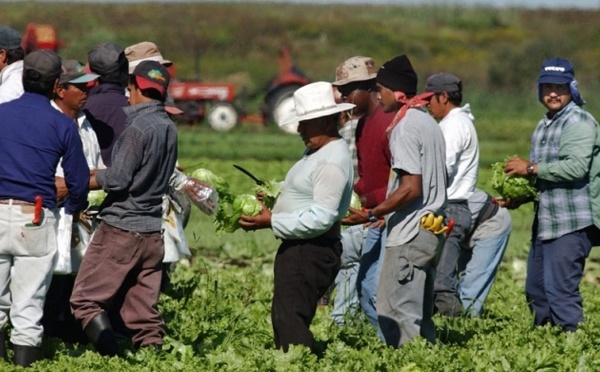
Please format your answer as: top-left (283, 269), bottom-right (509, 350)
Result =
top-left (531, 101), bottom-right (599, 240)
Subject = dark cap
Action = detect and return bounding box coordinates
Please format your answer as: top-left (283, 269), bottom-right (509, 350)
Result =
top-left (132, 60), bottom-right (170, 97)
top-left (425, 73), bottom-right (462, 93)
top-left (537, 57), bottom-right (574, 85)
top-left (87, 42), bottom-right (128, 75)
top-left (24, 50), bottom-right (62, 82)
top-left (376, 55), bottom-right (417, 95)
top-left (0, 26), bottom-right (22, 50)
top-left (59, 59), bottom-right (99, 85)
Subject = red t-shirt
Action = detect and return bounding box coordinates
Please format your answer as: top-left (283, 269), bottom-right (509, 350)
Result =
top-left (353, 106), bottom-right (395, 208)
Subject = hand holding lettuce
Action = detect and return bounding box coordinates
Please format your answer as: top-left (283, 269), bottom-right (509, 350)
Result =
top-left (191, 167), bottom-right (281, 235)
top-left (490, 157), bottom-right (538, 204)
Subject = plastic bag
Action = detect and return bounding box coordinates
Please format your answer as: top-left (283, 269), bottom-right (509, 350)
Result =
top-left (162, 205), bottom-right (191, 263)
top-left (70, 209), bottom-right (100, 271)
top-left (54, 209), bottom-right (72, 275)
top-left (181, 176), bottom-right (219, 216)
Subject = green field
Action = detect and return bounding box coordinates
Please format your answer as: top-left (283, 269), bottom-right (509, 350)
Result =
top-left (3, 2), bottom-right (600, 370)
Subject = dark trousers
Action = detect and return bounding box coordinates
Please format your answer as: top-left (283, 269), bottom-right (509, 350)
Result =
top-left (70, 222), bottom-right (165, 347)
top-left (272, 237), bottom-right (342, 352)
top-left (526, 223), bottom-right (594, 331)
top-left (42, 275), bottom-right (87, 343)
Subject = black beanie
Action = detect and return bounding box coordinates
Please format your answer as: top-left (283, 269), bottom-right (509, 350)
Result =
top-left (376, 55), bottom-right (418, 95)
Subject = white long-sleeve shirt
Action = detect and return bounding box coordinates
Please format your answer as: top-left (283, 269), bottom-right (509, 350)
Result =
top-left (271, 138), bottom-right (353, 240)
top-left (52, 101), bottom-right (105, 176)
top-left (439, 103), bottom-right (479, 201)
top-left (0, 60), bottom-right (24, 104)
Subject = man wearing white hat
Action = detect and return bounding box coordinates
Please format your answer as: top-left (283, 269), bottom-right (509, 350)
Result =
top-left (239, 81), bottom-right (354, 353)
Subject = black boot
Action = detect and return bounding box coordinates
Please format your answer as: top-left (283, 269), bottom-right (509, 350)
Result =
top-left (84, 313), bottom-right (118, 357)
top-left (12, 345), bottom-right (42, 368)
top-left (0, 329), bottom-right (6, 361)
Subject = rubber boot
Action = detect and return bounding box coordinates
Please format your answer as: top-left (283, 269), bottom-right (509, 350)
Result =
top-left (84, 313), bottom-right (118, 357)
top-left (0, 329), bottom-right (6, 361)
top-left (12, 345), bottom-right (42, 368)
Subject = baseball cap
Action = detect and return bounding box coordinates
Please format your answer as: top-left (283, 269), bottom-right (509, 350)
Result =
top-left (332, 56), bottom-right (377, 86)
top-left (0, 26), bottom-right (22, 50)
top-left (125, 41), bottom-right (172, 73)
top-left (425, 73), bottom-right (462, 93)
top-left (87, 42), bottom-right (128, 75)
top-left (23, 50), bottom-right (62, 82)
top-left (537, 57), bottom-right (574, 85)
top-left (59, 59), bottom-right (99, 85)
top-left (131, 60), bottom-right (170, 97)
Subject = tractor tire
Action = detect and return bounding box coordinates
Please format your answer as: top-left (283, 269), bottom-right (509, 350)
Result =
top-left (207, 102), bottom-right (239, 132)
top-left (266, 85), bottom-right (302, 134)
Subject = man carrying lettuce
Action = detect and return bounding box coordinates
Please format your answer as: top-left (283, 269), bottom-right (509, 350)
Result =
top-left (504, 57), bottom-right (600, 331)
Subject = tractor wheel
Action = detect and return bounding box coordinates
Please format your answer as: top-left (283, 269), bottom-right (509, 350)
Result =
top-left (207, 102), bottom-right (239, 132)
top-left (267, 85), bottom-right (302, 134)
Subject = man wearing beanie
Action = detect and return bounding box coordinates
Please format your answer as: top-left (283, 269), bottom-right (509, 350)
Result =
top-left (344, 54), bottom-right (447, 347)
top-left (0, 26), bottom-right (25, 103)
top-left (0, 50), bottom-right (89, 367)
top-left (83, 41), bottom-right (130, 166)
top-left (71, 61), bottom-right (178, 355)
top-left (504, 57), bottom-right (600, 331)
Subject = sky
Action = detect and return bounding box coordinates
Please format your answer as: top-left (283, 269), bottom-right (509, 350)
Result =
top-left (221, 0), bottom-right (599, 8)
top-left (10, 0), bottom-right (600, 9)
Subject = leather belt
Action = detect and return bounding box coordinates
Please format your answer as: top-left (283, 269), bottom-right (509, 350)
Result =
top-left (0, 199), bottom-right (34, 206)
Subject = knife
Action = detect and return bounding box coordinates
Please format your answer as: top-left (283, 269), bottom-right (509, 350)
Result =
top-left (232, 164), bottom-right (265, 186)
top-left (32, 195), bottom-right (43, 225)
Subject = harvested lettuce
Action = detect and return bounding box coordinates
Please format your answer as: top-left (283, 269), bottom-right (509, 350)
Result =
top-left (490, 158), bottom-right (538, 203)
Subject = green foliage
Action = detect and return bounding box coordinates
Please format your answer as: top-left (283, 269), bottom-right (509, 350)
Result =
top-left (4, 3), bottom-right (600, 370)
top-left (87, 190), bottom-right (106, 207)
top-left (253, 179), bottom-right (283, 210)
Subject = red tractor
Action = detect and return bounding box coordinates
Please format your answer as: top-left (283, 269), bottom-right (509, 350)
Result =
top-left (169, 46), bottom-right (310, 132)
top-left (21, 23), bottom-right (62, 53)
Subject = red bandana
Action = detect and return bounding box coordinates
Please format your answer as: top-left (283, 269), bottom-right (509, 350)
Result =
top-left (386, 91), bottom-right (435, 135)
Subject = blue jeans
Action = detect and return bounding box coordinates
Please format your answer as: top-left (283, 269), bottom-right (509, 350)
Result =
top-left (357, 225), bottom-right (386, 328)
top-left (458, 221), bottom-right (511, 316)
top-left (330, 225), bottom-right (366, 324)
top-left (434, 202), bottom-right (471, 316)
top-left (526, 223), bottom-right (593, 331)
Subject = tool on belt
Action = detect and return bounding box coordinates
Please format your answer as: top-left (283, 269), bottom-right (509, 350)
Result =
top-left (419, 212), bottom-right (454, 236)
top-left (32, 195), bottom-right (43, 225)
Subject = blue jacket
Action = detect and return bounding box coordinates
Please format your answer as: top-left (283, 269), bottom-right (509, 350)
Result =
top-left (83, 83), bottom-right (128, 167)
top-left (0, 93), bottom-right (89, 214)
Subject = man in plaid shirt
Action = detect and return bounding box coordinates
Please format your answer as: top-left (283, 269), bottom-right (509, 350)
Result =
top-left (504, 57), bottom-right (600, 331)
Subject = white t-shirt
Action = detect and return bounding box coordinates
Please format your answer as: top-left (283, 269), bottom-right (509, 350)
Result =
top-left (439, 104), bottom-right (479, 202)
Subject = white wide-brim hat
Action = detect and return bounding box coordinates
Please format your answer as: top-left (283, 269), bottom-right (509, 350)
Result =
top-left (280, 81), bottom-right (355, 128)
